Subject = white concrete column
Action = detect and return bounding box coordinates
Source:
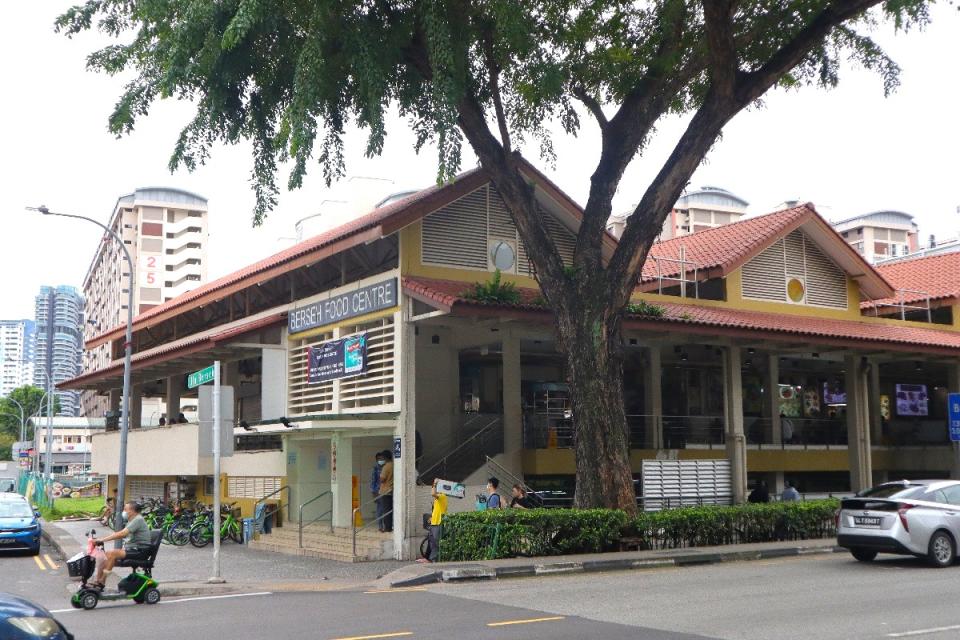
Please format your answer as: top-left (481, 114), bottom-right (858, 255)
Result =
top-left (644, 346), bottom-right (663, 449)
top-left (502, 333), bottom-right (522, 457)
top-left (845, 355), bottom-right (873, 493)
top-left (130, 385), bottom-right (143, 429)
top-left (330, 432), bottom-right (354, 528)
top-left (767, 354), bottom-right (782, 446)
top-left (868, 359), bottom-right (882, 445)
top-left (723, 346), bottom-right (747, 503)
top-left (949, 363), bottom-right (960, 480)
top-left (394, 309), bottom-right (417, 558)
top-left (165, 376), bottom-right (182, 422)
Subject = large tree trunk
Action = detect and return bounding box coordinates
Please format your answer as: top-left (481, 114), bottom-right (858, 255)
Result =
top-left (555, 293), bottom-right (636, 514)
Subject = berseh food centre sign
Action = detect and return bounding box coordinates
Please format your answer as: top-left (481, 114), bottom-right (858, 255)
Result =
top-left (288, 277), bottom-right (398, 335)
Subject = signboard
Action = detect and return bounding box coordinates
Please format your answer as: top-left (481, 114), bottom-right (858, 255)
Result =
top-left (307, 333), bottom-right (368, 384)
top-left (288, 277), bottom-right (397, 335)
top-left (393, 437), bottom-right (402, 460)
top-left (198, 385), bottom-right (234, 457)
top-left (188, 365), bottom-right (216, 389)
top-left (948, 393), bottom-right (960, 443)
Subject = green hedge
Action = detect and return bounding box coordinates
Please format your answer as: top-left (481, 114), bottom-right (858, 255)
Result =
top-left (438, 500), bottom-right (838, 561)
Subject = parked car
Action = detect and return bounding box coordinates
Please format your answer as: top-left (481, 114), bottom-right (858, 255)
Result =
top-left (0, 593), bottom-right (73, 640)
top-left (0, 493), bottom-right (41, 556)
top-left (837, 479), bottom-right (960, 567)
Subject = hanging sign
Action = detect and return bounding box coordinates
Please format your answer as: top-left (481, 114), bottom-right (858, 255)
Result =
top-left (307, 333), bottom-right (369, 383)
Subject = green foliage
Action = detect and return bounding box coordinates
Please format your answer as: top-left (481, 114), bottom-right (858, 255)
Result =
top-left (438, 500), bottom-right (838, 560)
top-left (624, 300), bottom-right (666, 317)
top-left (439, 508), bottom-right (628, 561)
top-left (462, 270), bottom-right (521, 305)
top-left (0, 386), bottom-right (58, 441)
top-left (39, 496), bottom-right (106, 522)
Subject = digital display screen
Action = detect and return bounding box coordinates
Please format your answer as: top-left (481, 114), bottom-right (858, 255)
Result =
top-left (896, 383), bottom-right (928, 417)
top-left (823, 382), bottom-right (846, 405)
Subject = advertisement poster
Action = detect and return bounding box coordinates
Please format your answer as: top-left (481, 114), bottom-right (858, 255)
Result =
top-left (307, 333), bottom-right (368, 384)
top-left (778, 385), bottom-right (801, 418)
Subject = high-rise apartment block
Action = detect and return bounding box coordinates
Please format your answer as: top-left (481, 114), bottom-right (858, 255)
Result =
top-left (606, 186), bottom-right (749, 241)
top-left (0, 320), bottom-right (36, 397)
top-left (33, 286), bottom-right (84, 416)
top-left (833, 210), bottom-right (919, 264)
top-left (81, 187), bottom-right (209, 417)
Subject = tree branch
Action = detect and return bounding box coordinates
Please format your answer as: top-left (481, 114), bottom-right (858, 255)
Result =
top-left (483, 34), bottom-right (512, 155)
top-left (572, 87), bottom-right (608, 130)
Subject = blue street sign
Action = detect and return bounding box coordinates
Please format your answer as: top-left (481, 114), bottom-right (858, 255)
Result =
top-left (948, 393), bottom-right (960, 443)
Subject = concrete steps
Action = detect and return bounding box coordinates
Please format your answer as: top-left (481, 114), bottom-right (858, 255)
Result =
top-left (249, 524), bottom-right (394, 562)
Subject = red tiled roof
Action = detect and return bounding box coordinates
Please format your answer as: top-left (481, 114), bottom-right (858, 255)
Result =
top-left (640, 206), bottom-right (810, 281)
top-left (865, 252), bottom-right (960, 309)
top-left (402, 277), bottom-right (960, 354)
top-left (61, 313), bottom-right (286, 390)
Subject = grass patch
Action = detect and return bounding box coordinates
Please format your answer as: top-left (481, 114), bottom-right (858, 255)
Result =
top-left (39, 496), bottom-right (104, 521)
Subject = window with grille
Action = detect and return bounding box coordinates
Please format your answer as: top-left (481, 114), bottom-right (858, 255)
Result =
top-left (227, 476), bottom-right (282, 499)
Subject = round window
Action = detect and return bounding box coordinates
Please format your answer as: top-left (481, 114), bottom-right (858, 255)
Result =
top-left (787, 277), bottom-right (805, 303)
top-left (490, 241), bottom-right (516, 271)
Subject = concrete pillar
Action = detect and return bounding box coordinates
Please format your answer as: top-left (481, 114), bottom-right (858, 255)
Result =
top-left (165, 376), bottom-right (182, 423)
top-left (767, 354), bottom-right (782, 446)
top-left (108, 389), bottom-right (121, 413)
top-left (868, 359), bottom-right (882, 445)
top-left (723, 346), bottom-right (747, 503)
top-left (949, 364), bottom-right (960, 480)
top-left (644, 346), bottom-right (663, 449)
top-left (845, 355), bottom-right (872, 493)
top-left (395, 310), bottom-right (417, 558)
top-left (130, 385), bottom-right (143, 429)
top-left (330, 432), bottom-right (354, 528)
top-left (502, 334), bottom-right (522, 457)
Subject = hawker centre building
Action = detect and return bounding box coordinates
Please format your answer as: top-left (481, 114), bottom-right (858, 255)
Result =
top-left (63, 161), bottom-right (960, 561)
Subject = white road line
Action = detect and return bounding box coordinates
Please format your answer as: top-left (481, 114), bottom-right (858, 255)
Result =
top-left (159, 591), bottom-right (273, 605)
top-left (888, 624), bottom-right (960, 637)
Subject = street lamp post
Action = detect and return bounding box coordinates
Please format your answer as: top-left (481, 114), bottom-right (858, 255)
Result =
top-left (29, 205), bottom-right (135, 535)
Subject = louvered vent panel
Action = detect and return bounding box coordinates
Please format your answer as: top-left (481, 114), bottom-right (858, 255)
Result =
top-left (487, 186), bottom-right (517, 240)
top-left (542, 206), bottom-right (576, 267)
top-left (784, 231), bottom-right (806, 277)
top-left (805, 240), bottom-right (848, 308)
top-left (741, 240), bottom-right (786, 300)
top-left (641, 459), bottom-right (732, 512)
top-left (421, 187), bottom-right (488, 269)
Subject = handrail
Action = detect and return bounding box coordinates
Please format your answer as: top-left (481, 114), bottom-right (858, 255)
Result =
top-left (418, 415), bottom-right (502, 482)
top-left (298, 490), bottom-right (333, 548)
top-left (352, 491), bottom-right (392, 557)
top-left (254, 485), bottom-right (290, 525)
top-left (484, 456), bottom-right (537, 497)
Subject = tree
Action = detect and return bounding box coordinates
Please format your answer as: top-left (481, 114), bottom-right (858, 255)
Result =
top-left (58, 0), bottom-right (933, 512)
top-left (0, 385), bottom-right (59, 442)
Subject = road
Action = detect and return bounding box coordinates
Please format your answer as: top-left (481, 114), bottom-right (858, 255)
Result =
top-left (3, 545), bottom-right (960, 639)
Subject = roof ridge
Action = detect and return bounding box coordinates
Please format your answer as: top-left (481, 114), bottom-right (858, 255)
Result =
top-left (650, 203), bottom-right (811, 249)
top-left (875, 250), bottom-right (960, 270)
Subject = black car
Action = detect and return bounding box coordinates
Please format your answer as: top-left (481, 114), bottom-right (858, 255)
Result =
top-left (0, 593), bottom-right (74, 640)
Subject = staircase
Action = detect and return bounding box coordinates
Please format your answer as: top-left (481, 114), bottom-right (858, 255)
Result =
top-left (249, 523), bottom-right (394, 563)
top-left (418, 414), bottom-right (504, 484)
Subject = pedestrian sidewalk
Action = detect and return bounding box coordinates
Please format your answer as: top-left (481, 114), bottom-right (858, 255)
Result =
top-left (43, 518), bottom-right (404, 597)
top-left (379, 538), bottom-right (842, 588)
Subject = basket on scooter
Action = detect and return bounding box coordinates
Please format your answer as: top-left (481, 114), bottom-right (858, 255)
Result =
top-left (67, 553), bottom-right (95, 580)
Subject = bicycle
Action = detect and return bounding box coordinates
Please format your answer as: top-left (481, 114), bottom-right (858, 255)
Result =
top-left (189, 503), bottom-right (243, 547)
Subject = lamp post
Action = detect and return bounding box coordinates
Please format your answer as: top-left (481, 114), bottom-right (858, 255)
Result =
top-left (29, 205), bottom-right (135, 534)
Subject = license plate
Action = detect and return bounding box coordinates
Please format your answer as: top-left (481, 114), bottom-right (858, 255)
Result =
top-left (854, 516), bottom-right (882, 526)
top-left (0, 538), bottom-right (14, 544)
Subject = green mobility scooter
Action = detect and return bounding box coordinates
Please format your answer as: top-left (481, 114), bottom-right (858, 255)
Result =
top-left (70, 529), bottom-right (163, 610)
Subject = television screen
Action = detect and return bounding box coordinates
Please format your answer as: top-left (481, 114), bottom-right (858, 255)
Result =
top-left (896, 383), bottom-right (929, 417)
top-left (823, 382), bottom-right (846, 405)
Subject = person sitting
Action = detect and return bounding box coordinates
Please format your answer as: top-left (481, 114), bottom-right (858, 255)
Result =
top-left (781, 481), bottom-right (800, 502)
top-left (510, 484), bottom-right (534, 509)
top-left (748, 480), bottom-right (771, 504)
top-left (90, 502), bottom-right (152, 590)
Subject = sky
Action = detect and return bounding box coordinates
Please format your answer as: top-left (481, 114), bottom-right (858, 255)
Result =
top-left (1, 2), bottom-right (958, 320)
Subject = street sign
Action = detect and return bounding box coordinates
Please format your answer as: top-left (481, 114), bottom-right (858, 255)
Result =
top-left (188, 365), bottom-right (216, 389)
top-left (198, 385), bottom-right (234, 458)
top-left (393, 436), bottom-right (402, 460)
top-left (948, 393), bottom-right (960, 443)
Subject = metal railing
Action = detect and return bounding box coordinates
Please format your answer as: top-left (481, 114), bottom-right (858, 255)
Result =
top-left (652, 250), bottom-right (702, 299)
top-left (352, 492), bottom-right (392, 558)
top-left (298, 490), bottom-right (332, 548)
top-left (418, 414), bottom-right (503, 484)
top-left (523, 414), bottom-right (725, 450)
top-left (867, 288), bottom-right (933, 322)
top-left (484, 456), bottom-right (544, 508)
top-left (254, 485), bottom-right (290, 530)
top-left (523, 414), bottom-right (651, 449)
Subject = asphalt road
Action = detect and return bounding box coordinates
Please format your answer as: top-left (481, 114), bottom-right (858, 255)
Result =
top-left (4, 545), bottom-right (960, 639)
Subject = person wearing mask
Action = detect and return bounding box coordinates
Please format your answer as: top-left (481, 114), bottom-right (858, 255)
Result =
top-left (371, 452), bottom-right (385, 531)
top-left (510, 484), bottom-right (534, 509)
top-left (377, 450), bottom-right (394, 533)
top-left (91, 502), bottom-right (151, 590)
top-left (486, 477), bottom-right (502, 510)
top-left (781, 480), bottom-right (800, 502)
top-left (417, 478), bottom-right (448, 563)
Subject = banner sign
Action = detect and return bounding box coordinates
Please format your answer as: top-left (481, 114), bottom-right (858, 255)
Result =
top-left (308, 333), bottom-right (369, 383)
top-left (288, 278), bottom-right (397, 335)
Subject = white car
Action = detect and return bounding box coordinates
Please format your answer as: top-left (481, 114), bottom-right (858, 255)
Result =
top-left (837, 479), bottom-right (960, 568)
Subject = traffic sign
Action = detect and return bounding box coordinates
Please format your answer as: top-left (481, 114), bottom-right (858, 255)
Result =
top-left (949, 393), bottom-right (960, 443)
top-left (187, 364), bottom-right (216, 389)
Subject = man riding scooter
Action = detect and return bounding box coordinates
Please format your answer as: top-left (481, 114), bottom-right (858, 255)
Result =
top-left (90, 502), bottom-right (151, 590)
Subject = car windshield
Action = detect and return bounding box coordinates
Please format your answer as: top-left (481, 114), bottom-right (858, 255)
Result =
top-left (0, 501), bottom-right (33, 518)
top-left (858, 484), bottom-right (928, 500)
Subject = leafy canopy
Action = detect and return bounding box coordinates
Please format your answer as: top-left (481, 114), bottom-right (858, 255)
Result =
top-left (56, 1), bottom-right (931, 225)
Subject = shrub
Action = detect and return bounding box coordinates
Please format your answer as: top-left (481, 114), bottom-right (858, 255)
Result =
top-left (624, 300), bottom-right (666, 317)
top-left (439, 508), bottom-right (628, 561)
top-left (462, 270), bottom-right (520, 305)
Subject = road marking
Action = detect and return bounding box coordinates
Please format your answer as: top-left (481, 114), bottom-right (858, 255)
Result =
top-left (44, 554), bottom-right (59, 570)
top-left (329, 633), bottom-right (413, 640)
top-left (363, 587), bottom-right (427, 594)
top-left (160, 591), bottom-right (273, 605)
top-left (33, 555), bottom-right (46, 571)
top-left (487, 616), bottom-right (565, 627)
top-left (888, 624), bottom-right (960, 637)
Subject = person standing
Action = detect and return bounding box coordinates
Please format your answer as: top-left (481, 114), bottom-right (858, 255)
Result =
top-left (510, 484), bottom-right (534, 509)
top-left (748, 480), bottom-right (771, 504)
top-left (371, 452), bottom-right (384, 531)
top-left (418, 478), bottom-right (448, 563)
top-left (377, 450), bottom-right (394, 533)
top-left (486, 477), bottom-right (502, 509)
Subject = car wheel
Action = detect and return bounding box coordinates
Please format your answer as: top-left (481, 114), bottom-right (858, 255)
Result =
top-left (851, 548), bottom-right (877, 562)
top-left (29, 545), bottom-right (40, 556)
top-left (927, 530), bottom-right (955, 568)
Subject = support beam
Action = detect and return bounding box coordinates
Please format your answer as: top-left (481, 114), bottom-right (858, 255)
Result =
top-left (502, 333), bottom-right (522, 457)
top-left (723, 346), bottom-right (747, 503)
top-left (767, 353), bottom-right (781, 446)
top-left (867, 358), bottom-right (882, 445)
top-left (395, 306), bottom-right (416, 559)
top-left (644, 346), bottom-right (663, 449)
top-left (950, 363), bottom-right (960, 480)
top-left (165, 376), bottom-right (183, 423)
top-left (845, 355), bottom-right (873, 492)
top-left (130, 385), bottom-right (143, 430)
top-left (330, 432), bottom-right (354, 528)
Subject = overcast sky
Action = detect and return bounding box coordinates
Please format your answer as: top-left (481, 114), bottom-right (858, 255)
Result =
top-left (1, 2), bottom-right (957, 320)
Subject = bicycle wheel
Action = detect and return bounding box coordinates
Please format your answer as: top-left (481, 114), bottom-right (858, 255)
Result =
top-left (419, 536), bottom-right (430, 560)
top-left (168, 523), bottom-right (190, 547)
top-left (189, 523), bottom-right (211, 548)
top-left (227, 520), bottom-right (243, 544)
